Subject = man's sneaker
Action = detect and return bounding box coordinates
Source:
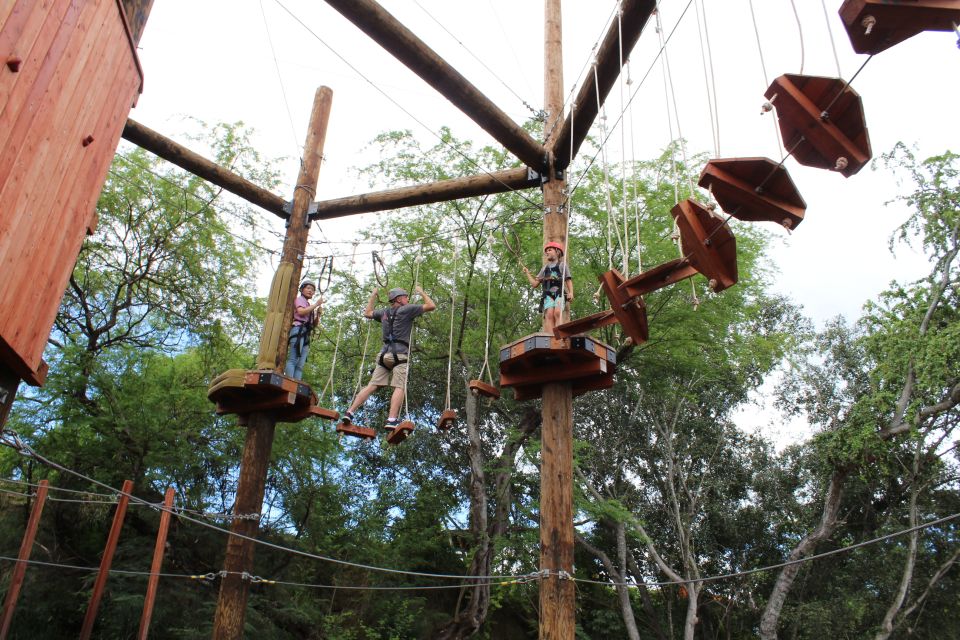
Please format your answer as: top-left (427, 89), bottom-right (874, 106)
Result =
top-left (384, 418), bottom-right (400, 431)
top-left (341, 411), bottom-right (354, 425)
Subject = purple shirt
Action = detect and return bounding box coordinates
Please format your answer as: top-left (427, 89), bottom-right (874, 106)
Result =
top-left (292, 295), bottom-right (311, 325)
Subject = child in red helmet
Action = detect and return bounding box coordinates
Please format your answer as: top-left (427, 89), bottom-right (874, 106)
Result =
top-left (522, 242), bottom-right (573, 334)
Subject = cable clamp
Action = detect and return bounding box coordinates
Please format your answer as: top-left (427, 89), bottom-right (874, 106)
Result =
top-left (557, 570), bottom-right (573, 581)
top-left (242, 572), bottom-right (276, 585)
top-left (190, 572), bottom-right (219, 582)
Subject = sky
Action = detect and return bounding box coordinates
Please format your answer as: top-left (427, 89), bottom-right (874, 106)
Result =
top-left (130, 1), bottom-right (960, 443)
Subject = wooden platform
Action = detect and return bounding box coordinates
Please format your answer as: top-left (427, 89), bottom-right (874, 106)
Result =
top-left (498, 333), bottom-right (617, 401)
top-left (437, 409), bottom-right (457, 431)
top-left (698, 158), bottom-right (806, 229)
top-left (765, 74), bottom-right (871, 177)
top-left (207, 369), bottom-right (336, 424)
top-left (336, 422), bottom-right (376, 440)
top-left (386, 420), bottom-right (415, 445)
top-left (618, 260), bottom-right (699, 298)
top-left (672, 199), bottom-right (738, 293)
top-left (839, 0), bottom-right (960, 54)
top-left (553, 309), bottom-right (618, 338)
top-left (468, 380), bottom-right (500, 399)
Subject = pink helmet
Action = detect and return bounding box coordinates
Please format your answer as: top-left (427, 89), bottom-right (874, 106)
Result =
top-left (543, 241), bottom-right (565, 256)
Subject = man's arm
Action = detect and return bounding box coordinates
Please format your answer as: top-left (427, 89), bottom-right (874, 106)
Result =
top-left (416, 285), bottom-right (437, 312)
top-left (363, 288), bottom-right (378, 319)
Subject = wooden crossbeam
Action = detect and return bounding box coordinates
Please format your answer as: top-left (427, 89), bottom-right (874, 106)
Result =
top-left (550, 0), bottom-right (657, 169)
top-left (122, 119), bottom-right (288, 218)
top-left (323, 0), bottom-right (548, 170)
top-left (311, 167), bottom-right (538, 219)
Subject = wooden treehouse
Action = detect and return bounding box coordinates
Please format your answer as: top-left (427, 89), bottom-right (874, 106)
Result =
top-left (0, 0), bottom-right (148, 424)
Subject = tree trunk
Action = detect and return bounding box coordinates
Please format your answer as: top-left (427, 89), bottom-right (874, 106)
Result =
top-left (759, 469), bottom-right (848, 640)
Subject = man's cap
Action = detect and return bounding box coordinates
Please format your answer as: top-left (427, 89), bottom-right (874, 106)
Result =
top-left (388, 287), bottom-right (408, 302)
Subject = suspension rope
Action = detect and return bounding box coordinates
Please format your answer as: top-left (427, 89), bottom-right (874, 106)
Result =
top-left (258, 0), bottom-right (300, 158)
top-left (748, 0), bottom-right (785, 158)
top-left (820, 0), bottom-right (843, 77)
top-left (403, 242), bottom-right (425, 421)
top-left (617, 6), bottom-right (632, 277)
top-left (594, 64), bottom-right (626, 272)
top-left (788, 0), bottom-right (805, 74)
top-left (444, 243), bottom-right (459, 411)
top-left (694, 0), bottom-right (720, 157)
top-left (319, 246), bottom-right (359, 403)
top-left (477, 237), bottom-right (495, 385)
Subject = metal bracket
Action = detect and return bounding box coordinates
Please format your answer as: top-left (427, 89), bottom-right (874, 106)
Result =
top-left (527, 167), bottom-right (542, 183)
top-left (282, 201), bottom-right (320, 228)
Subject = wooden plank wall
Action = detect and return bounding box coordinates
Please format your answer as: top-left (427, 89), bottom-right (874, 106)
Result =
top-left (0, 0), bottom-right (142, 386)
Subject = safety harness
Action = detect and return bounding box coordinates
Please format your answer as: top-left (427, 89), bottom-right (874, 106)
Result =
top-left (539, 263), bottom-right (566, 313)
top-left (379, 305), bottom-right (409, 370)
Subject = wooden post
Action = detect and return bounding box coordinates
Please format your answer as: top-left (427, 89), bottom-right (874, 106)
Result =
top-left (80, 479), bottom-right (134, 640)
top-left (0, 480), bottom-right (49, 640)
top-left (212, 86), bottom-right (333, 640)
top-left (0, 367), bottom-right (19, 430)
top-left (137, 487), bottom-right (175, 640)
top-left (540, 1), bottom-right (575, 638)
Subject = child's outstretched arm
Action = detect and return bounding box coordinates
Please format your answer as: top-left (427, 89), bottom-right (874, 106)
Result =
top-left (521, 265), bottom-right (540, 288)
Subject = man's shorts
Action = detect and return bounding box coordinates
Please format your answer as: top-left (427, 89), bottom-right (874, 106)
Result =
top-left (369, 352), bottom-right (409, 389)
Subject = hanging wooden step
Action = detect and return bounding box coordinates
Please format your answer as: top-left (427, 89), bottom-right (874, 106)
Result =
top-left (437, 409), bottom-right (457, 431)
top-left (672, 199), bottom-right (738, 293)
top-left (839, 0), bottom-right (960, 54)
top-left (764, 74), bottom-right (871, 177)
top-left (336, 421), bottom-right (377, 440)
top-left (553, 309), bottom-right (618, 338)
top-left (600, 270), bottom-right (650, 345)
top-left (698, 158), bottom-right (806, 230)
top-left (310, 406), bottom-right (340, 421)
top-left (499, 333), bottom-right (616, 401)
top-left (386, 420), bottom-right (415, 445)
top-left (468, 380), bottom-right (500, 399)
top-left (618, 260), bottom-right (699, 298)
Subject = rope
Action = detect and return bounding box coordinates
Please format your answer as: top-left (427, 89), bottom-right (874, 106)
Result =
top-left (272, 0), bottom-right (542, 212)
top-left (403, 243), bottom-right (425, 421)
top-left (617, 7), bottom-right (632, 278)
top-left (477, 238), bottom-right (495, 386)
top-left (319, 245), bottom-right (359, 403)
top-left (820, 0), bottom-right (843, 77)
top-left (594, 64), bottom-right (625, 274)
top-left (655, 5), bottom-right (697, 200)
top-left (694, 0), bottom-right (719, 157)
top-left (258, 0), bottom-right (300, 158)
top-left (788, 0), bottom-right (805, 74)
top-left (444, 243), bottom-right (459, 411)
top-left (411, 0), bottom-right (540, 119)
top-left (748, 0), bottom-right (785, 158)
top-left (0, 429), bottom-right (535, 581)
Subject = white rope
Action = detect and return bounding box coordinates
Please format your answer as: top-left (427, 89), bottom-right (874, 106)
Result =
top-left (444, 243), bottom-right (459, 410)
top-left (820, 0), bottom-right (843, 77)
top-left (788, 0), bottom-right (806, 74)
top-left (320, 244), bottom-right (360, 403)
top-left (403, 243), bottom-right (424, 421)
top-left (478, 237), bottom-right (495, 385)
top-left (748, 0), bottom-right (785, 158)
top-left (656, 6), bottom-right (697, 200)
top-left (617, 7), bottom-right (631, 278)
top-left (694, 0), bottom-right (720, 157)
top-left (594, 64), bottom-right (626, 272)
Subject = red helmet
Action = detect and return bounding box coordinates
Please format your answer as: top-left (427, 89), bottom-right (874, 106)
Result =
top-left (543, 241), bottom-right (565, 256)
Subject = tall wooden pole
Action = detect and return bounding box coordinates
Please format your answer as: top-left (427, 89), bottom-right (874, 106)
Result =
top-left (212, 86), bottom-right (333, 640)
top-left (0, 480), bottom-right (48, 640)
top-left (138, 487), bottom-right (175, 640)
top-left (540, 1), bottom-right (575, 639)
top-left (81, 479), bottom-right (134, 640)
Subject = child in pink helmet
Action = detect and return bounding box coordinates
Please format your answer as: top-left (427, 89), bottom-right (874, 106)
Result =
top-left (522, 242), bottom-right (573, 334)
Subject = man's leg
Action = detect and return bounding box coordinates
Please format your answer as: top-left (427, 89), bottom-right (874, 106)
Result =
top-left (348, 384), bottom-right (380, 414)
top-left (387, 386), bottom-right (404, 420)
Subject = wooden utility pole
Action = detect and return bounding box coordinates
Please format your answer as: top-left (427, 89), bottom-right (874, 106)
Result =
top-left (0, 481), bottom-right (48, 640)
top-left (539, 1), bottom-right (575, 638)
top-left (211, 87), bottom-right (333, 640)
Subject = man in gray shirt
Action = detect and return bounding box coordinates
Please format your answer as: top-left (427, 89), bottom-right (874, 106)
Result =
top-left (342, 285), bottom-right (436, 430)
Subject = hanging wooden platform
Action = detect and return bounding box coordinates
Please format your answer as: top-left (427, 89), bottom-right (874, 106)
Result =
top-left (698, 158), bottom-right (806, 229)
top-left (764, 74), bottom-right (871, 177)
top-left (553, 309), bottom-right (618, 338)
top-left (672, 199), bottom-right (738, 293)
top-left (207, 369), bottom-right (337, 424)
top-left (619, 260), bottom-right (699, 298)
top-left (386, 420), bottom-right (415, 445)
top-left (437, 409), bottom-right (457, 431)
top-left (839, 0), bottom-right (960, 54)
top-left (498, 334), bottom-right (616, 401)
top-left (600, 270), bottom-right (650, 345)
top-left (468, 380), bottom-right (500, 399)
top-left (336, 422), bottom-right (377, 440)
